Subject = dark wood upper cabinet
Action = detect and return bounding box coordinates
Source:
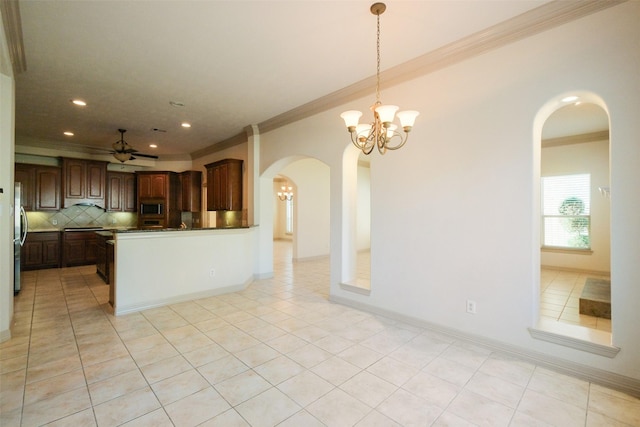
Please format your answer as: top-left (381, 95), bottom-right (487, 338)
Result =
top-left (137, 173), bottom-right (168, 199)
top-left (106, 172), bottom-right (136, 212)
top-left (15, 163), bottom-right (35, 211)
top-left (35, 166), bottom-right (61, 211)
top-left (15, 163), bottom-right (61, 211)
top-left (205, 159), bottom-right (243, 211)
top-left (62, 158), bottom-right (108, 208)
top-left (180, 170), bottom-right (202, 212)
top-left (136, 171), bottom-right (180, 228)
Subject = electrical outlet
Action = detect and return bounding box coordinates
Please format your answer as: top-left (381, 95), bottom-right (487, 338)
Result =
top-left (466, 300), bottom-right (477, 314)
top-left (209, 269), bottom-right (216, 277)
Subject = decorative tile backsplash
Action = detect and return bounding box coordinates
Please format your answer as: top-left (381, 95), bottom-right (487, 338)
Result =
top-left (26, 206), bottom-right (137, 230)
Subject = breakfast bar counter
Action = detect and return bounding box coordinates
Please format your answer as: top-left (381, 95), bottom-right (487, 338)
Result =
top-left (111, 226), bottom-right (256, 315)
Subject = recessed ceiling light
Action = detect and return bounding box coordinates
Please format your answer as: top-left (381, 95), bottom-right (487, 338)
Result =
top-left (149, 144), bottom-right (157, 148)
top-left (71, 99), bottom-right (86, 106)
top-left (63, 131), bottom-right (74, 136)
top-left (181, 122), bottom-right (191, 128)
top-left (561, 96), bottom-right (579, 103)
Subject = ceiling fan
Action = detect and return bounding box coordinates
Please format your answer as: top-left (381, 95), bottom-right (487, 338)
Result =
top-left (111, 129), bottom-right (159, 163)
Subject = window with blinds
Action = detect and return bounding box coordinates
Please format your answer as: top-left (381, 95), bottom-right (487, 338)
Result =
top-left (541, 173), bottom-right (591, 249)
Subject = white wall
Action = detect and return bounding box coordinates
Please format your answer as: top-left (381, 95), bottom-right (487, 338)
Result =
top-left (541, 139), bottom-right (610, 272)
top-left (260, 2), bottom-right (640, 383)
top-left (0, 16), bottom-right (15, 342)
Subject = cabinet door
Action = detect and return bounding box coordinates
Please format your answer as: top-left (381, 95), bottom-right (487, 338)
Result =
top-left (64, 240), bottom-right (86, 265)
top-left (150, 174), bottom-right (167, 198)
top-left (86, 161), bottom-right (106, 203)
top-left (15, 164), bottom-right (35, 211)
top-left (22, 232), bottom-right (60, 270)
top-left (106, 173), bottom-right (123, 211)
top-left (181, 171), bottom-right (201, 212)
top-left (22, 240), bottom-right (43, 268)
top-left (137, 174), bottom-right (152, 199)
top-left (206, 160), bottom-right (242, 211)
top-left (64, 159), bottom-right (86, 201)
top-left (43, 240), bottom-right (60, 267)
top-left (123, 174), bottom-right (136, 212)
top-left (35, 167), bottom-right (61, 211)
top-left (85, 236), bottom-right (98, 264)
top-left (137, 173), bottom-right (166, 199)
top-left (227, 161), bottom-right (242, 211)
top-left (206, 166), bottom-right (216, 210)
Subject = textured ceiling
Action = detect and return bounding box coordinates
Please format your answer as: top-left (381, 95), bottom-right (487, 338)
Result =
top-left (15, 0), bottom-right (583, 160)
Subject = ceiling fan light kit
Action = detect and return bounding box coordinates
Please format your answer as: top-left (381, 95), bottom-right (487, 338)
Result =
top-left (111, 128), bottom-right (159, 163)
top-left (340, 2), bottom-right (419, 155)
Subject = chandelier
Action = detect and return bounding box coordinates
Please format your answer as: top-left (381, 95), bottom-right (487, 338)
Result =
top-left (277, 185), bottom-right (293, 201)
top-left (340, 2), bottom-right (419, 155)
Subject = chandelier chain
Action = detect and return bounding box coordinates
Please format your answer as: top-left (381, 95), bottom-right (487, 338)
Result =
top-left (376, 11), bottom-right (381, 104)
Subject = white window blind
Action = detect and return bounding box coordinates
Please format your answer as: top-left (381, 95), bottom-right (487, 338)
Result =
top-left (541, 173), bottom-right (591, 249)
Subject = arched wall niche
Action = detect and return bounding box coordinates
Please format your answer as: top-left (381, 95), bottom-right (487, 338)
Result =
top-left (340, 143), bottom-right (371, 291)
top-left (532, 90), bottom-right (612, 345)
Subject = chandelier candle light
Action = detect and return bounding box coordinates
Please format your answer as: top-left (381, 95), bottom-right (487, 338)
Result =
top-left (277, 185), bottom-right (293, 201)
top-left (341, 2), bottom-right (419, 155)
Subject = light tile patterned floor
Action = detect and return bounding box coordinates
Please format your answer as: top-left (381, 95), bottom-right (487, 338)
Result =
top-left (1, 242), bottom-right (638, 426)
top-left (540, 267), bottom-right (612, 332)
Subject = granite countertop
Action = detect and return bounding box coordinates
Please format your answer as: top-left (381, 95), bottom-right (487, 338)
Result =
top-left (114, 226), bottom-right (251, 233)
top-left (28, 226), bottom-right (136, 233)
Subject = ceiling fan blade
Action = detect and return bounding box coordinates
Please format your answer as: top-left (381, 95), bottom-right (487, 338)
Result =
top-left (133, 152), bottom-right (159, 159)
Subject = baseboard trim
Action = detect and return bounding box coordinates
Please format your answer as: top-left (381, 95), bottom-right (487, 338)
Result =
top-left (0, 328), bottom-right (11, 343)
top-left (293, 254), bottom-right (329, 263)
top-left (254, 271), bottom-right (274, 280)
top-left (329, 294), bottom-right (640, 398)
top-left (114, 279), bottom-right (252, 316)
top-left (339, 282), bottom-right (371, 296)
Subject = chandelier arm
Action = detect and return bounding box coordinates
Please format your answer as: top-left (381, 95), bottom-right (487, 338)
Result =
top-left (382, 130), bottom-right (410, 151)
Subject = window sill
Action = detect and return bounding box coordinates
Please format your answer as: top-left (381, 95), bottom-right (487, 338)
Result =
top-left (529, 318), bottom-right (618, 358)
top-left (541, 247), bottom-right (593, 255)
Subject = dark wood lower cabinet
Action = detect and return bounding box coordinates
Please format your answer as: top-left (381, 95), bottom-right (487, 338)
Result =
top-left (22, 232), bottom-right (60, 270)
top-left (95, 231), bottom-right (113, 283)
top-left (62, 231), bottom-right (98, 267)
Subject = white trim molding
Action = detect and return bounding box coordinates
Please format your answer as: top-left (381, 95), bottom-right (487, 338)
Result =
top-left (330, 294), bottom-right (639, 398)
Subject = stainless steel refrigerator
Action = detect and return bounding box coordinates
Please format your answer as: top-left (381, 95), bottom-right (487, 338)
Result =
top-left (14, 182), bottom-right (28, 294)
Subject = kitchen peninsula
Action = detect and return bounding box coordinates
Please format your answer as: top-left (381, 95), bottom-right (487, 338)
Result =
top-left (111, 226), bottom-right (255, 315)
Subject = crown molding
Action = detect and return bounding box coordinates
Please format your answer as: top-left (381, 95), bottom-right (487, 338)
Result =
top-left (0, 0), bottom-right (27, 75)
top-left (542, 130), bottom-right (609, 148)
top-left (192, 0), bottom-right (626, 159)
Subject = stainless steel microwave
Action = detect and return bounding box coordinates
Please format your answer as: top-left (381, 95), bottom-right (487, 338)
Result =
top-left (140, 201), bottom-right (164, 216)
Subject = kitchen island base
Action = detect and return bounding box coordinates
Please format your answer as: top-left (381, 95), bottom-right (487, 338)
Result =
top-left (112, 227), bottom-right (255, 316)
